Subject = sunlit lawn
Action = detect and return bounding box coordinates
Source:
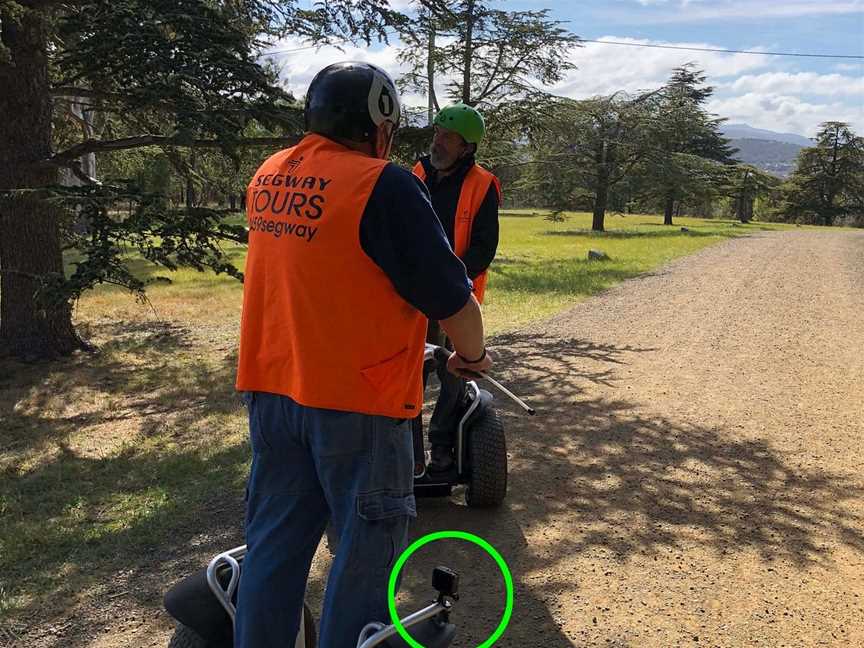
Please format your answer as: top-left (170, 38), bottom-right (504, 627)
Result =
top-left (74, 210), bottom-right (795, 334)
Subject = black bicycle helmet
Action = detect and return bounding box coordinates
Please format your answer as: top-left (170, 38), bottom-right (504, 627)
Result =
top-left (304, 61), bottom-right (402, 142)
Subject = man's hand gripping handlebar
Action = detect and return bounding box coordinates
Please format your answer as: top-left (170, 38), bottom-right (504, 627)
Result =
top-left (425, 344), bottom-right (536, 416)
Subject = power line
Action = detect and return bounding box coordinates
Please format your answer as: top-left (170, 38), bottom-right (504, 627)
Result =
top-left (580, 39), bottom-right (864, 60)
top-left (260, 32), bottom-right (864, 61)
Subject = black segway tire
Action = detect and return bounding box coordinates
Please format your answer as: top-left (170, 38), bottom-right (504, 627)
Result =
top-left (167, 603), bottom-right (315, 648)
top-left (465, 407), bottom-right (507, 507)
top-left (168, 623), bottom-right (217, 648)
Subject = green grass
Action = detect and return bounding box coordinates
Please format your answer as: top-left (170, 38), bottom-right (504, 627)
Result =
top-left (70, 210), bottom-right (796, 334)
top-left (1, 209), bottom-right (797, 627)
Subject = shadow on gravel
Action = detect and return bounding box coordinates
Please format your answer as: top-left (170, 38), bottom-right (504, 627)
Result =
top-left (4, 329), bottom-right (863, 648)
top-left (354, 332), bottom-right (864, 647)
top-left (488, 331), bottom-right (864, 568)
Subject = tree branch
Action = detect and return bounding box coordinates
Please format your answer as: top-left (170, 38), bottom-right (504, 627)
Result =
top-left (45, 135), bottom-right (300, 165)
top-left (64, 159), bottom-right (101, 186)
top-left (477, 43), bottom-right (506, 101)
top-left (50, 87), bottom-right (113, 100)
top-left (478, 52), bottom-right (532, 102)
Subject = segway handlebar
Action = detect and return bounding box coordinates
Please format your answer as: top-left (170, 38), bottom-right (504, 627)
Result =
top-left (424, 344), bottom-right (536, 416)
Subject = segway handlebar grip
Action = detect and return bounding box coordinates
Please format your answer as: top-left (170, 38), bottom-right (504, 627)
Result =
top-left (432, 345), bottom-right (452, 367)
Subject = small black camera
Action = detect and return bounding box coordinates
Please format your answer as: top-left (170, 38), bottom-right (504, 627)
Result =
top-left (432, 566), bottom-right (460, 600)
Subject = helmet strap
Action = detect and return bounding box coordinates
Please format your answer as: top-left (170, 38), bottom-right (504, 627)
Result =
top-left (371, 122), bottom-right (397, 159)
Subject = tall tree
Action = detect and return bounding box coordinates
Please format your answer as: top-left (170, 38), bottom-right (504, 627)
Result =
top-left (397, 0), bottom-right (580, 109)
top-left (640, 65), bottom-right (735, 225)
top-left (522, 92), bottom-right (660, 231)
top-left (780, 122), bottom-right (864, 226)
top-left (0, 0), bottom-right (399, 359)
top-left (721, 164), bottom-right (781, 223)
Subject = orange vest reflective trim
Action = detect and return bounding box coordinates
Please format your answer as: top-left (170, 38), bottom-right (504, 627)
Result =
top-left (412, 161), bottom-right (501, 303)
top-left (236, 134), bottom-right (427, 418)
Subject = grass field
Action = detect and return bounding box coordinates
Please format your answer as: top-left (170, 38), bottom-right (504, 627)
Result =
top-left (0, 211), bottom-right (796, 631)
top-left (74, 211), bottom-right (794, 334)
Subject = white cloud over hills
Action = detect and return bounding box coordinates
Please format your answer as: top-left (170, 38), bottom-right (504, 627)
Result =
top-left (266, 32), bottom-right (864, 137)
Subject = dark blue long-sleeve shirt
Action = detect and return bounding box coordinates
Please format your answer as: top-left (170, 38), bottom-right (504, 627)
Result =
top-left (359, 163), bottom-right (472, 321)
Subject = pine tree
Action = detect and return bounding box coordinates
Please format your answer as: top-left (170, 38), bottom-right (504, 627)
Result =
top-left (780, 122), bottom-right (864, 226)
top-left (0, 0), bottom-right (398, 358)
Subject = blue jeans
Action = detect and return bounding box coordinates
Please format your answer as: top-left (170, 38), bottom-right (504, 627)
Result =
top-left (235, 392), bottom-right (416, 648)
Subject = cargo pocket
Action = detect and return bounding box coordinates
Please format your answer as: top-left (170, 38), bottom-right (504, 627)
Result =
top-left (353, 490), bottom-right (417, 570)
top-left (357, 490), bottom-right (417, 521)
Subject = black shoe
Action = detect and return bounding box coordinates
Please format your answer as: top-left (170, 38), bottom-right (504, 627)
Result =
top-left (428, 444), bottom-right (454, 472)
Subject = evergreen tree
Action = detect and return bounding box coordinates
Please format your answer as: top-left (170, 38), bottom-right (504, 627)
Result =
top-left (0, 0), bottom-right (398, 358)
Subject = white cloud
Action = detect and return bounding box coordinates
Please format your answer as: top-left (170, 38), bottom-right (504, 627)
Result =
top-left (619, 0), bottom-right (864, 23)
top-left (726, 72), bottom-right (864, 97)
top-left (552, 37), bottom-right (772, 98)
top-left (265, 33), bottom-right (863, 137)
top-left (835, 62), bottom-right (864, 72)
top-left (264, 38), bottom-right (409, 98)
top-left (635, 0), bottom-right (706, 5)
top-left (708, 92), bottom-right (864, 136)
top-left (266, 34), bottom-right (475, 116)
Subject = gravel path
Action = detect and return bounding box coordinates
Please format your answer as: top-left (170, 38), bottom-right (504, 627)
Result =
top-left (10, 229), bottom-right (863, 648)
top-left (398, 229), bottom-right (864, 647)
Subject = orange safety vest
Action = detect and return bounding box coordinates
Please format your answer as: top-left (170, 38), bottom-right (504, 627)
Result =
top-left (236, 134), bottom-right (427, 418)
top-left (412, 161), bottom-right (501, 303)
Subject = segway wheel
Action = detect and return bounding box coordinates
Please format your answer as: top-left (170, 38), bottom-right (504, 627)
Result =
top-left (465, 407), bottom-right (507, 507)
top-left (302, 602), bottom-right (317, 648)
top-left (167, 603), bottom-right (316, 648)
top-left (168, 623), bottom-right (215, 648)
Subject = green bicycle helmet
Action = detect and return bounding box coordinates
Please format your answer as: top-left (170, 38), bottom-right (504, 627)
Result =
top-left (433, 104), bottom-right (486, 144)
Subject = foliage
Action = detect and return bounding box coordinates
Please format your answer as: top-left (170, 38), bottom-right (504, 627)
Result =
top-left (515, 92), bottom-right (659, 230)
top-left (718, 163), bottom-right (781, 223)
top-left (397, 0), bottom-right (580, 111)
top-left (777, 122), bottom-right (864, 226)
top-left (0, 0), bottom-right (403, 355)
top-left (635, 65), bottom-right (736, 225)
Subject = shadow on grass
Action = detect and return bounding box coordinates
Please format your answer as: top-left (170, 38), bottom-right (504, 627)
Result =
top-left (0, 320), bottom-right (239, 459)
top-left (4, 327), bottom-right (863, 647)
top-left (0, 320), bottom-right (250, 645)
top-left (488, 257), bottom-right (641, 296)
top-left (544, 228), bottom-right (736, 239)
top-left (500, 211), bottom-right (547, 218)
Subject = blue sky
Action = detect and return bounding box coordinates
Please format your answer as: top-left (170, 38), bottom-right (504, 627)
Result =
top-left (270, 0), bottom-right (864, 138)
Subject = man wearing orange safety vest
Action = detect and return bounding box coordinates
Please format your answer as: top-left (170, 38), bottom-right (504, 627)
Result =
top-left (234, 63), bottom-right (492, 648)
top-left (412, 104), bottom-right (501, 472)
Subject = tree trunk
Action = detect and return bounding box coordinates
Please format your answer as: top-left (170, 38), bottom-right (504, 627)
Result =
top-left (663, 195), bottom-right (675, 225)
top-left (426, 15), bottom-right (438, 125)
top-left (592, 176), bottom-right (609, 232)
top-left (0, 9), bottom-right (84, 358)
top-left (736, 194), bottom-right (753, 223)
top-left (185, 150), bottom-right (197, 208)
top-left (461, 0), bottom-right (475, 105)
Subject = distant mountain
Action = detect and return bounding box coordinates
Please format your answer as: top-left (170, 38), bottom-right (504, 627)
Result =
top-left (721, 123), bottom-right (812, 147)
top-left (728, 138), bottom-right (803, 177)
